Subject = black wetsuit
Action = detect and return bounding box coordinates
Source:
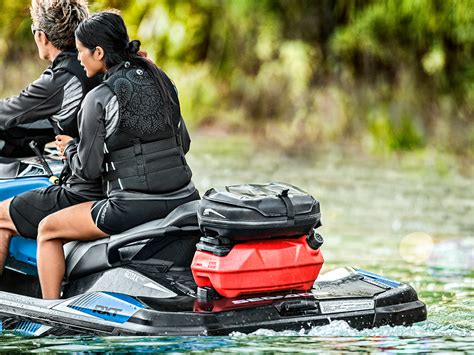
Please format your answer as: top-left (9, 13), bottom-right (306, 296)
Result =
top-left (5, 52), bottom-right (104, 238)
top-left (64, 61), bottom-right (199, 235)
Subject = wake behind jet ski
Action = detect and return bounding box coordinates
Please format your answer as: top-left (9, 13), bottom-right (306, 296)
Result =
top-left (0, 156), bottom-right (427, 336)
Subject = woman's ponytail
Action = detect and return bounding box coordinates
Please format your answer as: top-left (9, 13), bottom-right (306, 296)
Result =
top-left (127, 40), bottom-right (141, 55)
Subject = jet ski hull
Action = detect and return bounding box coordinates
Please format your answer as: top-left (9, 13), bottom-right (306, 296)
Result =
top-left (0, 268), bottom-right (427, 336)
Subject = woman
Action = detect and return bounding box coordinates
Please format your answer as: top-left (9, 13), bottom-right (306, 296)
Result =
top-left (37, 11), bottom-right (199, 299)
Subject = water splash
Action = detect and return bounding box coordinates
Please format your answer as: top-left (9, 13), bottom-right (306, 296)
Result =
top-left (231, 320), bottom-right (473, 337)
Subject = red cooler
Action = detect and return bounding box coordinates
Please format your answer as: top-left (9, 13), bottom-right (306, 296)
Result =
top-left (191, 235), bottom-right (324, 298)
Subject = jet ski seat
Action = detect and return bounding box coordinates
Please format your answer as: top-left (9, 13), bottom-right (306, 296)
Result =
top-left (64, 200), bottom-right (201, 281)
top-left (0, 156), bottom-right (50, 179)
top-left (0, 157), bottom-right (23, 179)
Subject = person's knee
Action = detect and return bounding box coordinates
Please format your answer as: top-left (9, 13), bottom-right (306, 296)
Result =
top-left (37, 215), bottom-right (58, 243)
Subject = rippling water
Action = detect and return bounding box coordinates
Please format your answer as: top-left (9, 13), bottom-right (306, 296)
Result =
top-left (0, 135), bottom-right (472, 353)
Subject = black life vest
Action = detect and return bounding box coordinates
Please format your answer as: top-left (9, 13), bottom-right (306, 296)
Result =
top-left (101, 62), bottom-right (192, 194)
top-left (54, 51), bottom-right (102, 137)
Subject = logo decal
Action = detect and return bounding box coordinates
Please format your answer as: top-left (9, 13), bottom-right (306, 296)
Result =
top-left (93, 305), bottom-right (122, 317)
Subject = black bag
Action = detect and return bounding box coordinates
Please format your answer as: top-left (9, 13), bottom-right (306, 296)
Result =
top-left (197, 182), bottom-right (321, 241)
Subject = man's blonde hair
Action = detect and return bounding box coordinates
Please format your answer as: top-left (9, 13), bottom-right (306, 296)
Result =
top-left (30, 0), bottom-right (89, 51)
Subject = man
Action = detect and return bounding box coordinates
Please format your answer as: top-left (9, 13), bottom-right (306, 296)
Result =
top-left (0, 0), bottom-right (102, 156)
top-left (0, 0), bottom-right (103, 274)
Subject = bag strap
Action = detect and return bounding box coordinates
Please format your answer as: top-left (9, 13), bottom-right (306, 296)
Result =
top-left (278, 189), bottom-right (295, 225)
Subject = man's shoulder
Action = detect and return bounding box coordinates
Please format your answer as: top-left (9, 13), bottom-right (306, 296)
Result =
top-left (52, 52), bottom-right (104, 94)
top-left (82, 83), bottom-right (114, 106)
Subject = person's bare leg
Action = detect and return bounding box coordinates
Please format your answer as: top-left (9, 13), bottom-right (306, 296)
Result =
top-left (37, 201), bottom-right (108, 299)
top-left (0, 199), bottom-right (19, 274)
top-left (0, 229), bottom-right (14, 275)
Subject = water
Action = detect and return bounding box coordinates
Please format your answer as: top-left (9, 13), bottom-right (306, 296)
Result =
top-left (1, 134), bottom-right (473, 352)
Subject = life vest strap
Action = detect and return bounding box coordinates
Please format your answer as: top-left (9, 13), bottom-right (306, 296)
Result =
top-left (104, 135), bottom-right (180, 163)
top-left (103, 154), bottom-right (184, 181)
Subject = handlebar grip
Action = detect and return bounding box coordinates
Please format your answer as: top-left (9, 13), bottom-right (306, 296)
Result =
top-left (49, 175), bottom-right (59, 185)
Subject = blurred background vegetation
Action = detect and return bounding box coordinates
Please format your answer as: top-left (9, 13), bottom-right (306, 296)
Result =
top-left (0, 0), bottom-right (473, 158)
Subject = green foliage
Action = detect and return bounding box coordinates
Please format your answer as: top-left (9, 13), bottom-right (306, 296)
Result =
top-left (0, 1), bottom-right (36, 62)
top-left (330, 0), bottom-right (474, 108)
top-left (368, 109), bottom-right (425, 152)
top-left (0, 0), bottom-right (473, 155)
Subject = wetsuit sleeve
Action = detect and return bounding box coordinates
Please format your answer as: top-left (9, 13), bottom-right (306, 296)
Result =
top-left (0, 68), bottom-right (65, 129)
top-left (64, 86), bottom-right (109, 181)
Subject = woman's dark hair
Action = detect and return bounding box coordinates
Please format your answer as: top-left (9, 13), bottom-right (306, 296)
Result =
top-left (75, 11), bottom-right (175, 116)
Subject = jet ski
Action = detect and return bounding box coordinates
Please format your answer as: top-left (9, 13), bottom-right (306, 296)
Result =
top-left (0, 149), bottom-right (427, 336)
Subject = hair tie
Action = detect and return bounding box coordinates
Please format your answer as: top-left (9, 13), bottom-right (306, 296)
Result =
top-left (127, 39), bottom-right (141, 54)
